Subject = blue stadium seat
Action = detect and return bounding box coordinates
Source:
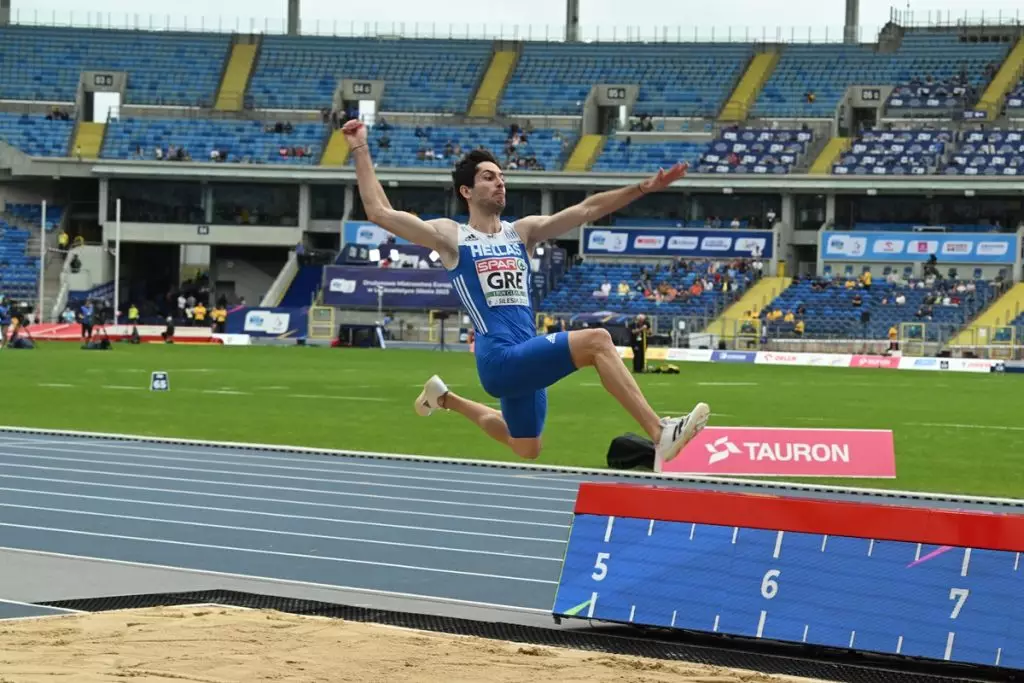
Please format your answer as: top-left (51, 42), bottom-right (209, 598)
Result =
top-left (102, 118), bottom-right (326, 165)
top-left (754, 34), bottom-right (1010, 118)
top-left (944, 128), bottom-right (1024, 177)
top-left (539, 260), bottom-right (753, 317)
top-left (248, 37), bottom-right (492, 111)
top-left (0, 26), bottom-right (229, 105)
top-left (833, 128), bottom-right (951, 176)
top-left (592, 138), bottom-right (706, 173)
top-left (760, 275), bottom-right (996, 340)
top-left (362, 124), bottom-right (574, 171)
top-left (0, 113), bottom-right (74, 157)
top-left (501, 43), bottom-right (752, 116)
top-left (0, 219), bottom-right (39, 299)
top-left (698, 127), bottom-right (813, 174)
top-left (5, 202), bottom-right (64, 231)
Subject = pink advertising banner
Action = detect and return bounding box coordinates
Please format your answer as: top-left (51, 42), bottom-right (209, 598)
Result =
top-left (661, 426), bottom-right (896, 478)
top-left (849, 355), bottom-right (901, 369)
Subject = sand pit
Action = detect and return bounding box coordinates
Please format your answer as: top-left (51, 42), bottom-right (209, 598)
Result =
top-left (0, 605), bottom-right (831, 683)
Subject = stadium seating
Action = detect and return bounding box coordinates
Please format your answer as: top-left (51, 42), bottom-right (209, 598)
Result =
top-left (501, 43), bottom-right (752, 116)
top-left (761, 273), bottom-right (997, 340)
top-left (591, 138), bottom-right (706, 173)
top-left (539, 260), bottom-right (754, 317)
top-left (248, 37), bottom-right (492, 111)
top-left (1005, 79), bottom-right (1024, 113)
top-left (0, 113), bottom-right (74, 157)
top-left (698, 127), bottom-right (813, 174)
top-left (4, 202), bottom-right (64, 231)
top-left (0, 26), bottom-right (229, 105)
top-left (102, 118), bottom-right (326, 164)
top-left (0, 219), bottom-right (38, 300)
top-left (754, 34), bottom-right (1009, 118)
top-left (944, 128), bottom-right (1024, 176)
top-left (833, 128), bottom-right (952, 176)
top-left (363, 124), bottom-right (574, 170)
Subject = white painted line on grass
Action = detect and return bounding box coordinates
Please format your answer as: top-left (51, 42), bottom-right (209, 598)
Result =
top-left (288, 394), bottom-right (390, 402)
top-left (907, 422), bottom-right (1024, 432)
top-left (37, 383), bottom-right (75, 388)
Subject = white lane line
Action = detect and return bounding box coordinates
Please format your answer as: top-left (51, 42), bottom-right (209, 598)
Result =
top-left (37, 383), bottom-right (75, 388)
top-left (101, 385), bottom-right (145, 391)
top-left (0, 442), bottom-right (580, 493)
top-left (0, 451), bottom-right (572, 504)
top-left (697, 382), bottom-right (759, 387)
top-left (0, 546), bottom-right (552, 615)
top-left (906, 422), bottom-right (1024, 432)
top-left (0, 487), bottom-right (564, 544)
top-left (288, 394), bottom-right (390, 402)
top-left (0, 597), bottom-right (82, 613)
top-left (0, 438), bottom-right (587, 486)
top-left (0, 503), bottom-right (560, 562)
top-left (0, 465), bottom-right (571, 516)
top-left (201, 390), bottom-right (251, 396)
top-left (0, 474), bottom-right (567, 528)
top-left (0, 523), bottom-right (558, 585)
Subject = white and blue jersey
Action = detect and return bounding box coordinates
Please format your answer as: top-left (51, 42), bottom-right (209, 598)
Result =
top-left (448, 221), bottom-right (535, 347)
top-left (446, 221), bottom-right (578, 438)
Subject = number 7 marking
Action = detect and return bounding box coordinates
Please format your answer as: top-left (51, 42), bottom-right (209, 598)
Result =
top-left (949, 588), bottom-right (969, 619)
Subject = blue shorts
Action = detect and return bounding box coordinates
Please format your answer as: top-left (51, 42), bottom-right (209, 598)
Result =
top-left (476, 331), bottom-right (578, 439)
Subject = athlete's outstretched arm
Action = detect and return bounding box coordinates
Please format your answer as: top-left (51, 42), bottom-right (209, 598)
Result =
top-left (516, 162), bottom-right (688, 248)
top-left (342, 119), bottom-right (455, 254)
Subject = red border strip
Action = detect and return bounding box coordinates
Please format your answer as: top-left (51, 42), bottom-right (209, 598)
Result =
top-left (575, 483), bottom-right (1024, 553)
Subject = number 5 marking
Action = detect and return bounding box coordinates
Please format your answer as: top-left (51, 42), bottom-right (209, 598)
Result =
top-left (949, 588), bottom-right (969, 619)
top-left (592, 552), bottom-right (611, 581)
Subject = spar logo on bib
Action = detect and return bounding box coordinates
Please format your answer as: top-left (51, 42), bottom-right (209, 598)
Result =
top-left (476, 256), bottom-right (530, 307)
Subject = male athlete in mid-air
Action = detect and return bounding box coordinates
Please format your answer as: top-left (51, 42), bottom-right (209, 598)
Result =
top-left (342, 119), bottom-right (709, 469)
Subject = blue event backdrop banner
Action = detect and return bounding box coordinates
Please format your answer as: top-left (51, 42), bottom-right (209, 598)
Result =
top-left (820, 231), bottom-right (1018, 264)
top-left (321, 265), bottom-right (461, 309)
top-left (552, 484), bottom-right (1024, 671)
top-left (581, 227), bottom-right (774, 259)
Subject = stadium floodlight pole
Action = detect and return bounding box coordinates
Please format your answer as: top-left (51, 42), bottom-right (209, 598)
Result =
top-left (114, 198), bottom-right (121, 330)
top-left (37, 199), bottom-right (46, 323)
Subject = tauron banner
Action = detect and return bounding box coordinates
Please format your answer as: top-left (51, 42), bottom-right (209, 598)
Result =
top-left (321, 266), bottom-right (461, 309)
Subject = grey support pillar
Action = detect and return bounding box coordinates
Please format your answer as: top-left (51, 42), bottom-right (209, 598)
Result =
top-left (0, 0), bottom-right (10, 26)
top-left (287, 0), bottom-right (300, 36)
top-left (844, 0), bottom-right (859, 44)
top-left (565, 0), bottom-right (579, 43)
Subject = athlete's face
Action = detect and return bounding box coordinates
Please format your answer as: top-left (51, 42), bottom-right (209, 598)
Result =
top-left (467, 161), bottom-right (506, 213)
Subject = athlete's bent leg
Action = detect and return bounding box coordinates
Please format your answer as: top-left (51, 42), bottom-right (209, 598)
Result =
top-left (440, 392), bottom-right (511, 445)
top-left (414, 375), bottom-right (543, 459)
top-left (568, 328), bottom-right (661, 440)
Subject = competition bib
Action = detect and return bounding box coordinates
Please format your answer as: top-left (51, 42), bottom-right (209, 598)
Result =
top-left (475, 255), bottom-right (530, 307)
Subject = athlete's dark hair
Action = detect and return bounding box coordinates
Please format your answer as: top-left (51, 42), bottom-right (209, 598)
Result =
top-left (452, 149), bottom-right (501, 210)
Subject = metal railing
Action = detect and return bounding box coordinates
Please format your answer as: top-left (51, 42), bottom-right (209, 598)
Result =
top-left (14, 8), bottom-right (1021, 45)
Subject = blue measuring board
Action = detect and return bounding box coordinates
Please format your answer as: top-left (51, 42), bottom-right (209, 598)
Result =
top-left (552, 484), bottom-right (1024, 671)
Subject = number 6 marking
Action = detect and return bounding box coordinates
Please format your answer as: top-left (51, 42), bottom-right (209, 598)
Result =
top-left (761, 569), bottom-right (780, 599)
top-left (949, 588), bottom-right (969, 619)
top-left (592, 552), bottom-right (611, 581)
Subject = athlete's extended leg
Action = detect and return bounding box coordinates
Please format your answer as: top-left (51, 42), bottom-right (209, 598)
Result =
top-left (568, 328), bottom-right (661, 438)
top-left (568, 328), bottom-right (709, 466)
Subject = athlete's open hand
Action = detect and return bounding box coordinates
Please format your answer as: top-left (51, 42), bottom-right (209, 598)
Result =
top-left (640, 162), bottom-right (688, 194)
top-left (341, 119), bottom-right (368, 148)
